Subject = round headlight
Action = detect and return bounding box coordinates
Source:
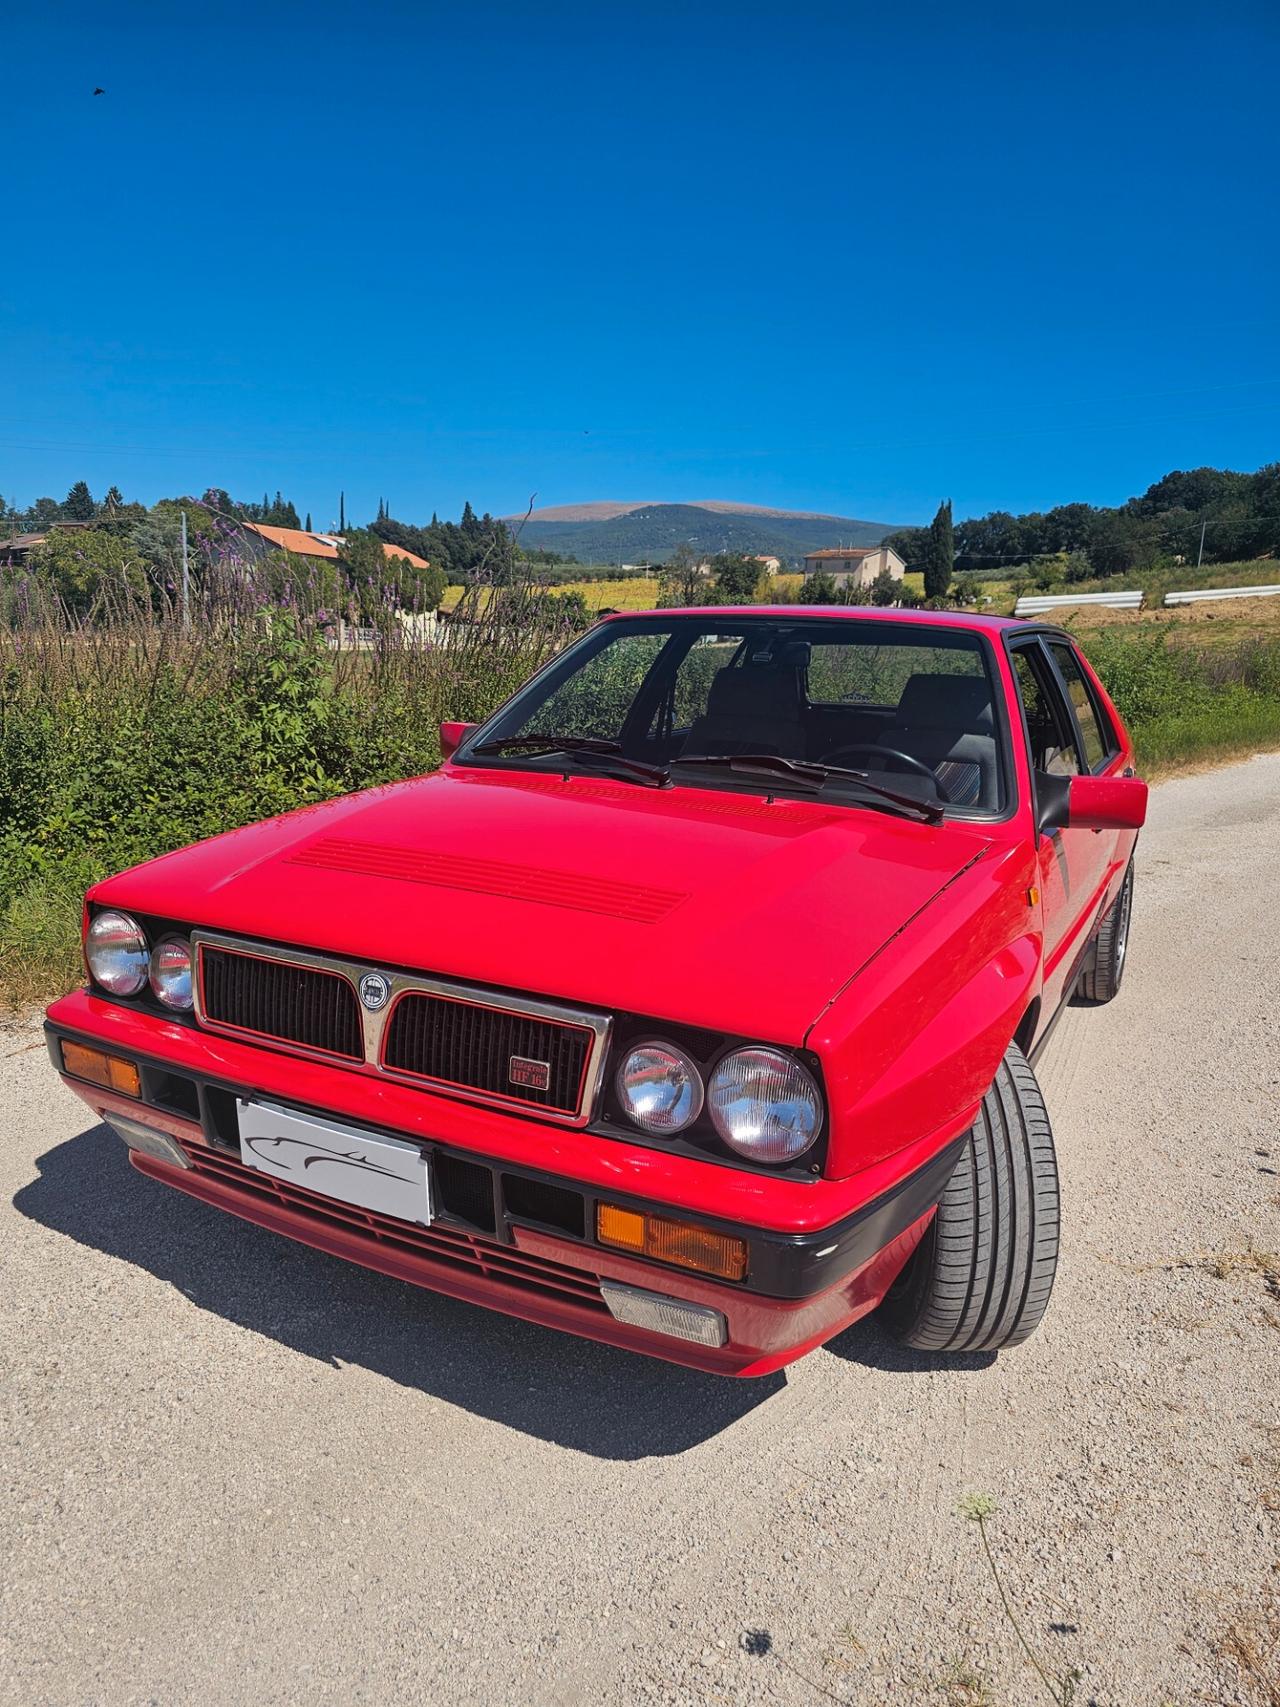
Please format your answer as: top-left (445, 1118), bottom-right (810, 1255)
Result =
top-left (707, 1047), bottom-right (822, 1164)
top-left (86, 909), bottom-right (150, 996)
top-left (149, 937), bottom-right (194, 1011)
top-left (615, 1043), bottom-right (704, 1135)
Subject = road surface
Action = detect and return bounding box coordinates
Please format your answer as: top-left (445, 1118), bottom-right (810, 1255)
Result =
top-left (3, 753), bottom-right (1278, 1706)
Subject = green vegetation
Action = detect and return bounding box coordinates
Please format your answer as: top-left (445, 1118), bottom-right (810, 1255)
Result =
top-left (923, 499), bottom-right (954, 600)
top-left (886, 462), bottom-right (1280, 580)
top-left (4, 470), bottom-right (1280, 1006)
top-left (0, 575), bottom-right (576, 1003)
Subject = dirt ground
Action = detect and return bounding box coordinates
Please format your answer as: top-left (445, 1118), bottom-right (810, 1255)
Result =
top-left (2, 754), bottom-right (1278, 1706)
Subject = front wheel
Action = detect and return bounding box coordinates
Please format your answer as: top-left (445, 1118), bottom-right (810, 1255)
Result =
top-left (1075, 860), bottom-right (1134, 1005)
top-left (878, 1043), bottom-right (1060, 1353)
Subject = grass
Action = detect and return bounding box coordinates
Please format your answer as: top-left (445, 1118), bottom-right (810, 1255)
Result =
top-left (1215, 1584), bottom-right (1280, 1706)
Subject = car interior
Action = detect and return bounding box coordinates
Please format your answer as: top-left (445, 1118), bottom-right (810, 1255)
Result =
top-left (670, 637), bottom-right (1001, 809)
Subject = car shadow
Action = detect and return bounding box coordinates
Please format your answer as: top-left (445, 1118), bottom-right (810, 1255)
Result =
top-left (14, 1121), bottom-right (793, 1459)
top-left (825, 1317), bottom-right (998, 1373)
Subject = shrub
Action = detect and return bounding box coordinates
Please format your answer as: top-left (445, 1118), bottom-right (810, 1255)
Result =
top-left (0, 571), bottom-right (577, 997)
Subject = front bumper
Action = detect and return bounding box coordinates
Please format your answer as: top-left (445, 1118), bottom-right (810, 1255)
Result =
top-left (45, 995), bottom-right (963, 1376)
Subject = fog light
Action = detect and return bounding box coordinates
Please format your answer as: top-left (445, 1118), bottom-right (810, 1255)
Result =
top-left (599, 1281), bottom-right (727, 1347)
top-left (596, 1202), bottom-right (748, 1281)
top-left (60, 1041), bottom-right (141, 1097)
top-left (101, 1112), bottom-right (192, 1170)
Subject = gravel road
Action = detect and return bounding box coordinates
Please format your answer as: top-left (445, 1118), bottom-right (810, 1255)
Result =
top-left (3, 754), bottom-right (1278, 1707)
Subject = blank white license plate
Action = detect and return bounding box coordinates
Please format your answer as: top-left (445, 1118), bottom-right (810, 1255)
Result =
top-left (237, 1100), bottom-right (432, 1225)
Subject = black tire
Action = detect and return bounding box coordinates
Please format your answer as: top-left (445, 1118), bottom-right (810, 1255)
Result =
top-left (879, 1043), bottom-right (1060, 1353)
top-left (1074, 860), bottom-right (1134, 1005)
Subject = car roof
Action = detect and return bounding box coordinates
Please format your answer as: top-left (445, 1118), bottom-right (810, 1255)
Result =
top-left (599, 604), bottom-right (1029, 634)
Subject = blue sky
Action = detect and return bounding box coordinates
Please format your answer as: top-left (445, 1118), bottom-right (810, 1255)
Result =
top-left (2, 1), bottom-right (1276, 529)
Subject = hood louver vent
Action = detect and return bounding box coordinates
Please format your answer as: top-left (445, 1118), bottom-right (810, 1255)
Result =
top-left (288, 838), bottom-right (686, 924)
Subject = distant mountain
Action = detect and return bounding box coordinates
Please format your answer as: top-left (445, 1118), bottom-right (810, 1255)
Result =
top-left (507, 501), bottom-right (900, 565)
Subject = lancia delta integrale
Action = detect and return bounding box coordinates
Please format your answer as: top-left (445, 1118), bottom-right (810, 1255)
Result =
top-left (45, 608), bottom-right (1146, 1375)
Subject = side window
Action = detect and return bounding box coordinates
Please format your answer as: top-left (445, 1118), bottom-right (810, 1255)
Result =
top-left (1011, 645), bottom-right (1080, 776)
top-left (1048, 642), bottom-right (1112, 770)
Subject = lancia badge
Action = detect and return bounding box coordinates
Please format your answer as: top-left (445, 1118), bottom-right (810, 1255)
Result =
top-left (358, 971), bottom-right (391, 1011)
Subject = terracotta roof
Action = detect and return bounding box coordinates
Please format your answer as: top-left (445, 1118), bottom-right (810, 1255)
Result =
top-left (377, 541), bottom-right (430, 570)
top-left (243, 522), bottom-right (340, 558)
top-left (242, 521), bottom-right (429, 569)
top-left (802, 546), bottom-right (880, 561)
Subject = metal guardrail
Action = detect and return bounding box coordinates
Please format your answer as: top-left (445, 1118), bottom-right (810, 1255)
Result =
top-left (1014, 590), bottom-right (1144, 617)
top-left (1163, 584), bottom-right (1280, 606)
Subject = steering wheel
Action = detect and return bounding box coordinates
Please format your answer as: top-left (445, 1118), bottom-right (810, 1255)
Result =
top-left (820, 743), bottom-right (951, 802)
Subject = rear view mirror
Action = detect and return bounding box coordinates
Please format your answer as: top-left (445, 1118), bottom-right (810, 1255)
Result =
top-left (1038, 772), bottom-right (1148, 834)
top-left (439, 720), bottom-right (475, 763)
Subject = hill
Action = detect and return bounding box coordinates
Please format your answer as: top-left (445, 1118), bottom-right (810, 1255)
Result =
top-left (507, 501), bottom-right (899, 564)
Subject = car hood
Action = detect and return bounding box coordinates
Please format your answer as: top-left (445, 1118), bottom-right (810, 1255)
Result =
top-left (96, 768), bottom-right (994, 1044)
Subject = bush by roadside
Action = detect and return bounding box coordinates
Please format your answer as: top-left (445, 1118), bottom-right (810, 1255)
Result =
top-left (0, 576), bottom-right (572, 1003)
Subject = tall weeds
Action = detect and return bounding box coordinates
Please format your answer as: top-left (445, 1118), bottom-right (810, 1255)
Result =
top-left (0, 568), bottom-right (575, 1000)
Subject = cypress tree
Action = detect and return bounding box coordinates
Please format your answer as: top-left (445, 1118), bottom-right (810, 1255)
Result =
top-left (339, 491), bottom-right (346, 531)
top-left (305, 511), bottom-right (313, 531)
top-left (923, 499), bottom-right (954, 600)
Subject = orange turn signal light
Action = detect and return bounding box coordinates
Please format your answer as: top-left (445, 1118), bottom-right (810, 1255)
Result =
top-left (596, 1203), bottom-right (748, 1282)
top-left (60, 1041), bottom-right (141, 1098)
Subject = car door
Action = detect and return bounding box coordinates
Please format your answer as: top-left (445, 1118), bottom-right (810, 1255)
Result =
top-left (1008, 635), bottom-right (1113, 1017)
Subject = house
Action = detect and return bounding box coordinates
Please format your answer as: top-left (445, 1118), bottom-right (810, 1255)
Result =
top-left (802, 545), bottom-right (905, 590)
top-left (1, 521), bottom-right (95, 567)
top-left (238, 521), bottom-right (431, 572)
top-left (753, 555), bottom-right (782, 576)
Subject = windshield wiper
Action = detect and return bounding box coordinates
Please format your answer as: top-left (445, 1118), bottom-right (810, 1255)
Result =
top-left (671, 752), bottom-right (944, 822)
top-left (470, 734), bottom-right (669, 788)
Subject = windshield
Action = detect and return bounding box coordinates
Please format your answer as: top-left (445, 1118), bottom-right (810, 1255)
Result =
top-left (460, 616), bottom-right (1006, 817)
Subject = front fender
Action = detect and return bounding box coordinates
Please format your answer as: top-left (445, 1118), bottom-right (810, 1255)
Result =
top-left (812, 842), bottom-right (1042, 1179)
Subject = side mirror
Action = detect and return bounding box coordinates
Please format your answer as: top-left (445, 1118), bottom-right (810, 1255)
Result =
top-left (1038, 771), bottom-right (1148, 834)
top-left (439, 720), bottom-right (475, 763)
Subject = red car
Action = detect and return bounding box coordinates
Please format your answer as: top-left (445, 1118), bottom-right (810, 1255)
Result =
top-left (45, 607), bottom-right (1146, 1376)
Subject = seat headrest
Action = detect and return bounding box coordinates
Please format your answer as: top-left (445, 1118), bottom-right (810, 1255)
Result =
top-left (894, 673), bottom-right (994, 731)
top-left (707, 656), bottom-right (805, 721)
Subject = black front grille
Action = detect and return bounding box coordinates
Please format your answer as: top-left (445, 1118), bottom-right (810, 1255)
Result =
top-left (199, 947), bottom-right (363, 1061)
top-left (383, 993), bottom-right (592, 1117)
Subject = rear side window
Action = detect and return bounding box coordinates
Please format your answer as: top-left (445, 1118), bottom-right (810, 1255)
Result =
top-left (1048, 642), bottom-right (1112, 770)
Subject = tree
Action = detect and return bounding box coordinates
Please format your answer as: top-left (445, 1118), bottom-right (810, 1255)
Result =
top-left (656, 543), bottom-right (710, 608)
top-left (922, 500), bottom-right (953, 600)
top-left (29, 526), bottom-right (146, 611)
top-left (868, 567), bottom-right (899, 606)
top-left (707, 552), bottom-right (763, 604)
top-left (63, 481), bottom-right (95, 521)
top-left (881, 525), bottom-right (930, 569)
top-left (797, 568), bottom-right (838, 604)
top-left (304, 512), bottom-right (313, 531)
top-left (338, 528), bottom-right (446, 619)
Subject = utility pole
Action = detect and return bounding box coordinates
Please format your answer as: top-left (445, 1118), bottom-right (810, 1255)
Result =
top-left (180, 508), bottom-right (191, 629)
top-left (1196, 517), bottom-right (1207, 570)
